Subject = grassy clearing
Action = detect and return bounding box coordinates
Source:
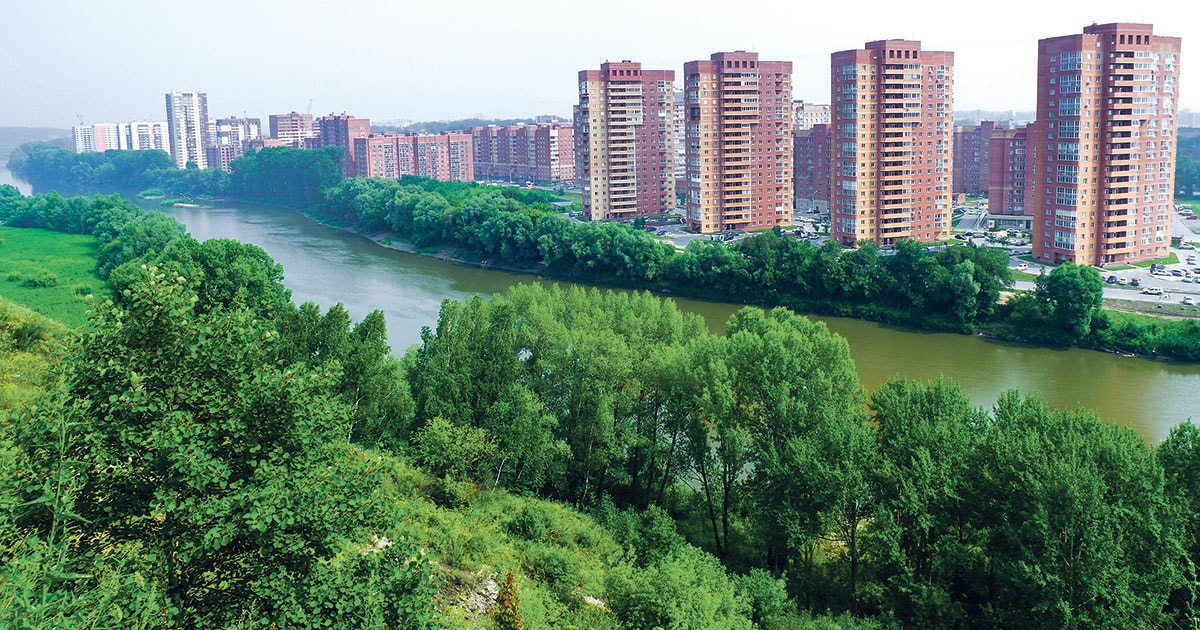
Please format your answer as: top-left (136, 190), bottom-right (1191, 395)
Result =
top-left (0, 226), bottom-right (106, 327)
top-left (1131, 253), bottom-right (1180, 267)
top-left (1103, 296), bottom-right (1200, 319)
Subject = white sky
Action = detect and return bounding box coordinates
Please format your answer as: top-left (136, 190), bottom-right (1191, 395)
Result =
top-left (2, 0), bottom-right (1194, 128)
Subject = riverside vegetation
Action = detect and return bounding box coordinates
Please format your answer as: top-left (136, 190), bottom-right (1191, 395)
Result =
top-left (7, 142), bottom-right (1200, 360)
top-left (1, 167), bottom-right (1199, 627)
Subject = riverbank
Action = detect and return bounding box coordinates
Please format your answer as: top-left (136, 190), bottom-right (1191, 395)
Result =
top-left (218, 197), bottom-right (1200, 364)
top-left (157, 197), bottom-right (1200, 445)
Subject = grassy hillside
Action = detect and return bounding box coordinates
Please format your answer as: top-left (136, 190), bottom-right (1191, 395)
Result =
top-left (0, 226), bottom-right (106, 327)
top-left (0, 296), bottom-right (69, 413)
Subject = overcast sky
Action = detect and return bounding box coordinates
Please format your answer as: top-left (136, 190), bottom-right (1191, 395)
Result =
top-left (2, 0), bottom-right (1194, 128)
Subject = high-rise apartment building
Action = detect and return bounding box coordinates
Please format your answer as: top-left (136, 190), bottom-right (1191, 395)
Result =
top-left (673, 89), bottom-right (686, 191)
top-left (165, 89), bottom-right (211, 169)
top-left (684, 51), bottom-right (793, 233)
top-left (575, 61), bottom-right (676, 221)
top-left (830, 40), bottom-right (954, 246)
top-left (471, 122), bottom-right (575, 184)
top-left (1030, 23), bottom-right (1181, 265)
top-left (988, 125), bottom-right (1030, 217)
top-left (269, 112), bottom-right (317, 148)
top-left (794, 123), bottom-right (832, 212)
top-left (953, 121), bottom-right (1004, 196)
top-left (318, 114), bottom-right (371, 176)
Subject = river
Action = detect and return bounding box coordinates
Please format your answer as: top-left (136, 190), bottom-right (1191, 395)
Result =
top-left (157, 201), bottom-right (1200, 444)
top-left (3, 153), bottom-right (1196, 443)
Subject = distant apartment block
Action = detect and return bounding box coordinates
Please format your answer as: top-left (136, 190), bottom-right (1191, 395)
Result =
top-left (1030, 23), bottom-right (1181, 265)
top-left (831, 40), bottom-right (954, 246)
top-left (953, 121), bottom-right (1004, 196)
top-left (575, 61), bottom-right (676, 221)
top-left (794, 123), bottom-right (832, 211)
top-left (354, 132), bottom-right (474, 182)
top-left (165, 89), bottom-right (211, 169)
top-left (471, 122), bottom-right (575, 184)
top-left (247, 137), bottom-right (287, 151)
top-left (318, 113), bottom-right (371, 176)
top-left (269, 112), bottom-right (317, 148)
top-left (74, 123), bottom-right (120, 153)
top-left (205, 117), bottom-right (262, 171)
top-left (416, 133), bottom-right (473, 182)
top-left (793, 100), bottom-right (831, 130)
top-left (75, 121), bottom-right (171, 154)
top-left (988, 125), bottom-right (1030, 217)
top-left (214, 117), bottom-right (261, 146)
top-left (684, 51), bottom-right (793, 233)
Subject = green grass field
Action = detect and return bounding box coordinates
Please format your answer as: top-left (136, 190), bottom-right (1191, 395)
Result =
top-left (0, 226), bottom-right (106, 327)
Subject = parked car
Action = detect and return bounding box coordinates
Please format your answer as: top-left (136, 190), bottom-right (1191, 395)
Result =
top-left (1131, 278), bottom-right (1141, 287)
top-left (1172, 269), bottom-right (1185, 277)
top-left (1142, 286), bottom-right (1164, 295)
top-left (1118, 276), bottom-right (1129, 285)
top-left (1105, 275), bottom-right (1118, 284)
top-left (1180, 242), bottom-right (1196, 250)
top-left (1184, 296), bottom-right (1196, 306)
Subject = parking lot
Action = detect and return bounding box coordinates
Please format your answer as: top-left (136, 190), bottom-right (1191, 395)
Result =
top-left (1091, 243), bottom-right (1200, 304)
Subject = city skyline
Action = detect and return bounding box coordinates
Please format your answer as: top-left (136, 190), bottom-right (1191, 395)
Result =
top-left (2, 1), bottom-right (1194, 129)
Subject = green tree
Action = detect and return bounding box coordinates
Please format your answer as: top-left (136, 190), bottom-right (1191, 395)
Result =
top-left (13, 264), bottom-right (441, 627)
top-left (1156, 421), bottom-right (1200, 624)
top-left (94, 210), bottom-right (187, 278)
top-left (866, 376), bottom-right (987, 624)
top-left (971, 391), bottom-right (1183, 628)
top-left (1034, 262), bottom-right (1104, 342)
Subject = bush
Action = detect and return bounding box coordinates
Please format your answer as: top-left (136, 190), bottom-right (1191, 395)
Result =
top-left (7, 269), bottom-right (59, 288)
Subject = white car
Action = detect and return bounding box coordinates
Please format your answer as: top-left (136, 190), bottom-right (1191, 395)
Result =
top-left (1142, 286), bottom-right (1164, 296)
top-left (1016, 263), bottom-right (1029, 271)
top-left (1184, 296), bottom-right (1196, 306)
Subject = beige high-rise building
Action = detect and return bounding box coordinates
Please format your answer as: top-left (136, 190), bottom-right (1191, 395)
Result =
top-left (165, 89), bottom-right (210, 169)
top-left (830, 40), bottom-right (954, 246)
top-left (575, 61), bottom-right (676, 221)
top-left (1030, 23), bottom-right (1181, 265)
top-left (684, 51), bottom-right (793, 233)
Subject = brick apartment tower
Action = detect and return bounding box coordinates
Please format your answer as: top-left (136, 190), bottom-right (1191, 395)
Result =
top-left (988, 125), bottom-right (1030, 216)
top-left (575, 61), bottom-right (676, 221)
top-left (684, 51), bottom-right (793, 233)
top-left (165, 89), bottom-right (211, 169)
top-left (830, 41), bottom-right (954, 246)
top-left (318, 114), bottom-right (371, 176)
top-left (953, 121), bottom-right (1003, 196)
top-left (1030, 23), bottom-right (1182, 265)
top-left (794, 123), bottom-right (832, 211)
